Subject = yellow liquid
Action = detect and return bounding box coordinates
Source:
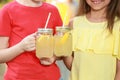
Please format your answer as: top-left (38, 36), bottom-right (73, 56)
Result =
top-left (36, 35), bottom-right (54, 58)
top-left (54, 33), bottom-right (72, 56)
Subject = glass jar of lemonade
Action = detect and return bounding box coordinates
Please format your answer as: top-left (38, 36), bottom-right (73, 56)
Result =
top-left (36, 28), bottom-right (54, 59)
top-left (54, 26), bottom-right (72, 56)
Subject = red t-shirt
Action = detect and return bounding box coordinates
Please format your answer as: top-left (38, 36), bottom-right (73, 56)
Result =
top-left (0, 1), bottom-right (62, 80)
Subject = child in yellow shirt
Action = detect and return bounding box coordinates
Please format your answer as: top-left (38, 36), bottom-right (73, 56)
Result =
top-left (64, 0), bottom-right (120, 80)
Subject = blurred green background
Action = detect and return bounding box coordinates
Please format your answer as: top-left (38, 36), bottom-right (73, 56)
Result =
top-left (0, 0), bottom-right (12, 8)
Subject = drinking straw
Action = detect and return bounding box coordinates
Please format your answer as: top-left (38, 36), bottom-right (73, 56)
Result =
top-left (44, 12), bottom-right (51, 29)
top-left (62, 11), bottom-right (68, 27)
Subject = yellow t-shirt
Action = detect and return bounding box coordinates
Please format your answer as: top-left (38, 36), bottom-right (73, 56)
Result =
top-left (70, 15), bottom-right (120, 80)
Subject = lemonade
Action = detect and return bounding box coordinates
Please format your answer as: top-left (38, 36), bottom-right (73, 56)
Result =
top-left (54, 27), bottom-right (72, 56)
top-left (36, 28), bottom-right (54, 59)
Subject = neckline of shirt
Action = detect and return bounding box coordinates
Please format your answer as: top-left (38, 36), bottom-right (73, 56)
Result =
top-left (84, 15), bottom-right (107, 25)
top-left (14, 1), bottom-right (45, 9)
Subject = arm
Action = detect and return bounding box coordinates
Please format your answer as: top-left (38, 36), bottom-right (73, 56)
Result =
top-left (0, 33), bottom-right (36, 63)
top-left (115, 59), bottom-right (120, 80)
top-left (0, 36), bottom-right (24, 63)
top-left (63, 52), bottom-right (74, 70)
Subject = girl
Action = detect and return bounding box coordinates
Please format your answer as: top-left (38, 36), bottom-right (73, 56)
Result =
top-left (0, 0), bottom-right (62, 80)
top-left (64, 0), bottom-right (120, 80)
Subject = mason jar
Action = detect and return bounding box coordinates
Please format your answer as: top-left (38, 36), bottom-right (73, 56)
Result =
top-left (36, 28), bottom-right (54, 59)
top-left (54, 26), bottom-right (72, 56)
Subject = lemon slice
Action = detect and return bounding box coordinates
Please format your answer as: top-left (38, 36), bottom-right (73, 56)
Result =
top-left (37, 35), bottom-right (45, 42)
top-left (61, 32), bottom-right (69, 43)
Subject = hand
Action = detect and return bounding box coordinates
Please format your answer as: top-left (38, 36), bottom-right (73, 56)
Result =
top-left (19, 33), bottom-right (36, 52)
top-left (40, 56), bottom-right (56, 65)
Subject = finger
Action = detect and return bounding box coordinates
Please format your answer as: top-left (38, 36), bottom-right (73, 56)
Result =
top-left (27, 46), bottom-right (36, 51)
top-left (30, 44), bottom-right (36, 48)
top-left (30, 47), bottom-right (36, 51)
top-left (28, 36), bottom-right (36, 41)
top-left (40, 60), bottom-right (52, 65)
top-left (29, 39), bottom-right (35, 43)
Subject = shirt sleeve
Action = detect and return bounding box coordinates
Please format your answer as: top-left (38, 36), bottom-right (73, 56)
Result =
top-left (112, 21), bottom-right (120, 60)
top-left (116, 29), bottom-right (120, 60)
top-left (0, 6), bottom-right (12, 37)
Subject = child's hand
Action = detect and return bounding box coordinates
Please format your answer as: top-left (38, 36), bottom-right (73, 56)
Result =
top-left (19, 33), bottom-right (36, 52)
top-left (40, 56), bottom-right (56, 65)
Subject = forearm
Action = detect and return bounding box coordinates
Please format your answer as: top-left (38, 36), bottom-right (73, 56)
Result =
top-left (0, 43), bottom-right (24, 63)
top-left (115, 72), bottom-right (120, 80)
top-left (115, 59), bottom-right (120, 80)
top-left (0, 33), bottom-right (36, 63)
top-left (63, 54), bottom-right (73, 70)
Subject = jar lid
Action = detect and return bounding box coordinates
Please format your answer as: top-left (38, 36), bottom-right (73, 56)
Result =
top-left (38, 28), bottom-right (53, 33)
top-left (56, 26), bottom-right (71, 31)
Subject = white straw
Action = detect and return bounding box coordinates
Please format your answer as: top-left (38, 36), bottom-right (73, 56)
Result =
top-left (62, 11), bottom-right (68, 27)
top-left (44, 12), bottom-right (51, 29)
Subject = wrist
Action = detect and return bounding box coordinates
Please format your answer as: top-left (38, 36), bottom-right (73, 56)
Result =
top-left (16, 42), bottom-right (25, 53)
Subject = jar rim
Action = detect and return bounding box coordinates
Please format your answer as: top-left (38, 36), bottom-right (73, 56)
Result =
top-left (56, 26), bottom-right (71, 31)
top-left (37, 28), bottom-right (53, 33)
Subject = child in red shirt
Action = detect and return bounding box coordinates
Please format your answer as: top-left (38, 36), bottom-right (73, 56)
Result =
top-left (0, 0), bottom-right (62, 80)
